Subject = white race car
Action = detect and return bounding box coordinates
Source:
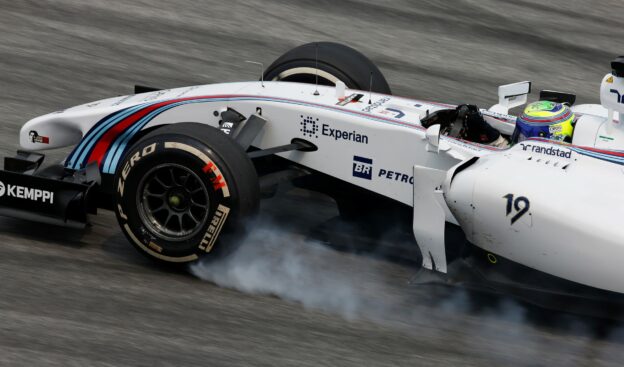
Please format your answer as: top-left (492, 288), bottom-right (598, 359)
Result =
top-left (2, 43), bottom-right (623, 315)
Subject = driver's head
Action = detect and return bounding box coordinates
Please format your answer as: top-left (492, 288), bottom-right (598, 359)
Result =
top-left (514, 101), bottom-right (575, 143)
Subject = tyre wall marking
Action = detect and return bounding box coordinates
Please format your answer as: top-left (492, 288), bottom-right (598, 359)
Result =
top-left (274, 67), bottom-right (342, 84)
top-left (199, 204), bottom-right (230, 253)
top-left (117, 204), bottom-right (128, 220)
top-left (202, 162), bottom-right (227, 192)
top-left (123, 223), bottom-right (199, 263)
top-left (117, 143), bottom-right (157, 197)
top-left (164, 142), bottom-right (231, 197)
top-left (148, 241), bottom-right (163, 253)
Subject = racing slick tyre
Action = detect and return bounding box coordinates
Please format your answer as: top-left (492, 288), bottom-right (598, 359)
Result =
top-left (113, 123), bottom-right (260, 265)
top-left (264, 42), bottom-right (392, 94)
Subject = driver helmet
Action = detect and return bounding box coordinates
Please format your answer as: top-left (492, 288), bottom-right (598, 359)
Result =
top-left (513, 101), bottom-right (575, 143)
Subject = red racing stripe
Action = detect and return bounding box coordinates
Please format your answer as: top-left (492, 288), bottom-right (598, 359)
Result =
top-left (528, 137), bottom-right (624, 157)
top-left (87, 99), bottom-right (178, 166)
top-left (82, 93), bottom-right (423, 169)
top-left (85, 94), bottom-right (255, 168)
top-left (578, 146), bottom-right (624, 157)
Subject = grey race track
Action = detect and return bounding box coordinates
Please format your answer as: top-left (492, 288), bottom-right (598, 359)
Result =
top-left (1, 1), bottom-right (624, 366)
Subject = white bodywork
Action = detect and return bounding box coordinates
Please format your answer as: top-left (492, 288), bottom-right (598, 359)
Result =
top-left (414, 71), bottom-right (624, 294)
top-left (18, 71), bottom-right (624, 294)
top-left (21, 81), bottom-right (492, 205)
top-left (443, 143), bottom-right (624, 293)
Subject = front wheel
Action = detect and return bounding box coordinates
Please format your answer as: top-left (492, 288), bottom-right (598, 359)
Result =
top-left (114, 123), bottom-right (260, 264)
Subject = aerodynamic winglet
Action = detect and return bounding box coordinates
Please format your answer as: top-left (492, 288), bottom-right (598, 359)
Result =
top-left (412, 165), bottom-right (448, 273)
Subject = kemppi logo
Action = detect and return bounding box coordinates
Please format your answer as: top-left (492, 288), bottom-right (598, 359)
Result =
top-left (0, 180), bottom-right (54, 203)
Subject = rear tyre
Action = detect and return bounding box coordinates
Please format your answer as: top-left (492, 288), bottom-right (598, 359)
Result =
top-left (264, 42), bottom-right (392, 94)
top-left (113, 123), bottom-right (259, 265)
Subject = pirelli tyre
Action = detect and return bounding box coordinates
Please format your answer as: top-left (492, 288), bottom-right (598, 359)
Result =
top-left (114, 123), bottom-right (259, 264)
top-left (263, 42), bottom-right (392, 94)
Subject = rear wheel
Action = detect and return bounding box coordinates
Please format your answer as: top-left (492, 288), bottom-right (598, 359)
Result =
top-left (264, 42), bottom-right (392, 94)
top-left (114, 123), bottom-right (259, 264)
top-left (265, 43), bottom-right (393, 228)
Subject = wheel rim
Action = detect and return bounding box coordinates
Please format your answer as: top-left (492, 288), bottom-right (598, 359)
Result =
top-left (272, 67), bottom-right (344, 86)
top-left (137, 164), bottom-right (210, 241)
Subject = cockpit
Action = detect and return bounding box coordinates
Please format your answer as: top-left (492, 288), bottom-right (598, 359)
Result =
top-left (418, 56), bottom-right (624, 153)
top-left (420, 104), bottom-right (510, 148)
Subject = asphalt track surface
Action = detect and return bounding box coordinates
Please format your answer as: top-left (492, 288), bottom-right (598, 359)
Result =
top-left (1, 1), bottom-right (624, 366)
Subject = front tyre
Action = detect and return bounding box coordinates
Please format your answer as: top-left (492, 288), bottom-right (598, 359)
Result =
top-left (114, 123), bottom-right (259, 264)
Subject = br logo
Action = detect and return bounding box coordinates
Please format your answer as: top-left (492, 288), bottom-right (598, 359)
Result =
top-left (611, 89), bottom-right (624, 104)
top-left (352, 156), bottom-right (373, 180)
top-left (0, 181), bottom-right (4, 197)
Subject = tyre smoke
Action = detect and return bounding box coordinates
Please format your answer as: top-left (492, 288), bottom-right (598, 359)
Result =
top-left (191, 193), bottom-right (624, 365)
top-left (191, 224), bottom-right (375, 320)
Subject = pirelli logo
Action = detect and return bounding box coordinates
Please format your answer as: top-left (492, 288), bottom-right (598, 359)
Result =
top-left (199, 204), bottom-right (230, 252)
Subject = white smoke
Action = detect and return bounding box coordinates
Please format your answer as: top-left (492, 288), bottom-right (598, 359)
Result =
top-left (190, 196), bottom-right (624, 365)
top-left (191, 223), bottom-right (376, 320)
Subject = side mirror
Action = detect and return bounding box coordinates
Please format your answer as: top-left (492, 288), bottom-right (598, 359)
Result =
top-left (490, 81), bottom-right (531, 114)
top-left (425, 124), bottom-right (441, 153)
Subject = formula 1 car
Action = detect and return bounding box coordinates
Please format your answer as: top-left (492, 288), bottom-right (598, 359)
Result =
top-left (2, 42), bottom-right (624, 316)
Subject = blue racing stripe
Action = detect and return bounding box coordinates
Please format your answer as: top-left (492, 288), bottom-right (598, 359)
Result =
top-left (572, 148), bottom-right (624, 164)
top-left (102, 101), bottom-right (190, 173)
top-left (67, 103), bottom-right (152, 169)
top-left (103, 96), bottom-right (416, 173)
top-left (103, 98), bottom-right (249, 173)
top-left (66, 106), bottom-right (137, 168)
top-left (66, 107), bottom-right (133, 167)
top-left (73, 95), bottom-right (420, 172)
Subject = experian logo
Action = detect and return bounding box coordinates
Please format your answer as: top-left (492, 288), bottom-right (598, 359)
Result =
top-left (0, 180), bottom-right (54, 204)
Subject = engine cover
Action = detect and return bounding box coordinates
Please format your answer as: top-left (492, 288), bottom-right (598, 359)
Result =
top-left (444, 142), bottom-right (624, 293)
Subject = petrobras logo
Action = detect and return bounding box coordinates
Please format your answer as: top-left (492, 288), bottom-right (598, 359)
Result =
top-left (378, 169), bottom-right (414, 184)
top-left (352, 156), bottom-right (373, 180)
top-left (352, 157), bottom-right (414, 185)
top-left (0, 180), bottom-right (54, 204)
